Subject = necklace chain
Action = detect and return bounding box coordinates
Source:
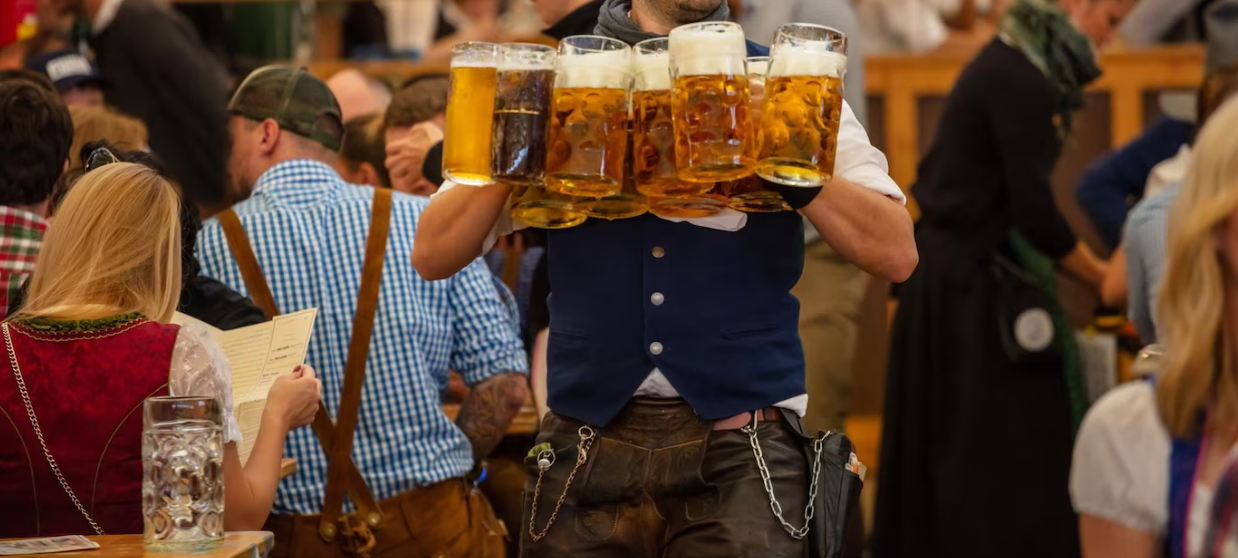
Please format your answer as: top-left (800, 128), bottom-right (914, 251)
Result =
top-left (3, 323), bottom-right (105, 535)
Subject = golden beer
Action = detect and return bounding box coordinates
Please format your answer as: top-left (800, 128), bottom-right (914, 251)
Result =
top-left (546, 88), bottom-right (629, 197)
top-left (755, 24), bottom-right (848, 187)
top-left (443, 42), bottom-right (498, 186)
top-left (511, 181), bottom-right (588, 229)
top-left (649, 189), bottom-right (727, 218)
top-left (632, 38), bottom-right (712, 198)
top-left (720, 176), bottom-right (790, 212)
top-left (577, 123), bottom-right (648, 220)
top-left (668, 22), bottom-right (755, 183)
top-left (545, 36), bottom-right (631, 198)
top-left (726, 56), bottom-right (790, 213)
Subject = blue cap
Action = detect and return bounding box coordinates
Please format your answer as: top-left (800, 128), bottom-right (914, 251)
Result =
top-left (25, 51), bottom-right (107, 93)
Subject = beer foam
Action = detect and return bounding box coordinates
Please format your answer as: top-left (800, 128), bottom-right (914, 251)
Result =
top-left (451, 59), bottom-right (496, 69)
top-left (555, 49), bottom-right (631, 89)
top-left (633, 52), bottom-right (672, 91)
top-left (747, 58), bottom-right (769, 77)
top-left (497, 44), bottom-right (557, 71)
top-left (768, 49), bottom-right (847, 78)
top-left (668, 24), bottom-right (748, 76)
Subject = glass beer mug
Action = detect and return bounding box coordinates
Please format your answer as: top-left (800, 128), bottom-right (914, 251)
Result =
top-left (721, 56), bottom-right (790, 212)
top-left (443, 42), bottom-right (498, 186)
top-left (576, 128), bottom-right (649, 220)
top-left (495, 43), bottom-right (587, 229)
top-left (545, 35), bottom-right (631, 198)
top-left (633, 37), bottom-right (725, 218)
top-left (143, 396), bottom-right (225, 551)
top-left (755, 23), bottom-right (848, 187)
top-left (668, 21), bottom-right (755, 183)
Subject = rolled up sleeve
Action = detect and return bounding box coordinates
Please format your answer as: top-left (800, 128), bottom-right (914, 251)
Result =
top-left (449, 257), bottom-right (529, 385)
top-left (834, 100), bottom-right (906, 205)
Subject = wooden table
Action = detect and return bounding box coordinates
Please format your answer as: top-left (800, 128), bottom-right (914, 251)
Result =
top-left (13, 532), bottom-right (273, 557)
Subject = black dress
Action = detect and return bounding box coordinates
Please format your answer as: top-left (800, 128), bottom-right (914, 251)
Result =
top-left (873, 39), bottom-right (1082, 558)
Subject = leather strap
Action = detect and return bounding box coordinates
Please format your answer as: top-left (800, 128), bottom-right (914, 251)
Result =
top-left (217, 210), bottom-right (279, 319)
top-left (711, 407), bottom-right (785, 431)
top-left (216, 193), bottom-right (391, 536)
top-left (319, 187), bottom-right (392, 535)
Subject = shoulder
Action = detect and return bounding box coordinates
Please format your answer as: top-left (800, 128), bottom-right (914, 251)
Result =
top-left (745, 41), bottom-right (770, 57)
top-left (962, 40), bottom-right (1051, 96)
top-left (1071, 381), bottom-right (1171, 533)
top-left (1127, 185), bottom-right (1179, 235)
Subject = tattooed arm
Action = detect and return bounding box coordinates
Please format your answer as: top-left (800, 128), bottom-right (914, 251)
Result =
top-left (456, 371), bottom-right (528, 462)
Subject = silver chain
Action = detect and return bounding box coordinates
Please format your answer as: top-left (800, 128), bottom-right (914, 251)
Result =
top-left (528, 425), bottom-right (595, 542)
top-left (741, 417), bottom-right (825, 540)
top-left (3, 323), bottom-right (105, 536)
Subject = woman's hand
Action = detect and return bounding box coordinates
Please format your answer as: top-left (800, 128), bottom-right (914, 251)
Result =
top-left (266, 365), bottom-right (322, 431)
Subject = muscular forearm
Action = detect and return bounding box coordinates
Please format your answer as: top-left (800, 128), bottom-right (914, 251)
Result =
top-left (455, 372), bottom-right (528, 462)
top-left (801, 178), bottom-right (918, 283)
top-left (413, 183), bottom-right (513, 281)
top-left (223, 410), bottom-right (289, 530)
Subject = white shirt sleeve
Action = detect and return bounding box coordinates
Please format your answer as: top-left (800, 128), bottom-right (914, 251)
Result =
top-left (167, 320), bottom-right (243, 445)
top-left (432, 180), bottom-right (524, 253)
top-left (834, 99), bottom-right (906, 205)
top-left (1070, 381), bottom-right (1170, 535)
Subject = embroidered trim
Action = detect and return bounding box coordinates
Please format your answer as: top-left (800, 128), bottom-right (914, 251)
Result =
top-left (12, 314), bottom-right (151, 342)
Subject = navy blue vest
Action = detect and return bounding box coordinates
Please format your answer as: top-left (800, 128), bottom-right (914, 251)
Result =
top-left (544, 41), bottom-right (808, 426)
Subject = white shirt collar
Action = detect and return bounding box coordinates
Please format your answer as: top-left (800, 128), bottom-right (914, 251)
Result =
top-left (92, 0), bottom-right (126, 35)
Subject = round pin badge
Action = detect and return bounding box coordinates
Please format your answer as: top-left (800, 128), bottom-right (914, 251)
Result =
top-left (1014, 308), bottom-right (1054, 352)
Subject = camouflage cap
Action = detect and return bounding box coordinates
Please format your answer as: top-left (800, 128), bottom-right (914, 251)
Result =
top-left (228, 65), bottom-right (344, 152)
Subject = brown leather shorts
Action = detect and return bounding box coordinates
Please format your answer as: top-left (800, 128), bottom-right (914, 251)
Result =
top-left (519, 398), bottom-right (811, 558)
top-left (265, 478), bottom-right (507, 558)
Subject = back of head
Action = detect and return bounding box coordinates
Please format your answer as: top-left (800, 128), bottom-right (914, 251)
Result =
top-left (327, 68), bottom-right (394, 124)
top-left (340, 113), bottom-right (390, 187)
top-left (0, 78), bottom-right (72, 209)
top-left (384, 74), bottom-right (450, 130)
top-left (0, 68), bottom-right (56, 94)
top-left (19, 162), bottom-right (183, 323)
top-left (229, 65), bottom-right (346, 153)
top-left (67, 106), bottom-right (149, 169)
top-left (1156, 97), bottom-right (1238, 439)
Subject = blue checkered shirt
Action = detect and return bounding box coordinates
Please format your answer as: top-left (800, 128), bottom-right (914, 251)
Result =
top-left (196, 160), bottom-right (528, 514)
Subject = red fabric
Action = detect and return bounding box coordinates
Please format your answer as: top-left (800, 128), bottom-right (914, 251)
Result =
top-left (0, 320), bottom-right (179, 537)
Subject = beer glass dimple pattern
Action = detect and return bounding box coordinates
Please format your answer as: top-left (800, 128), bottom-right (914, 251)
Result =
top-left (726, 57), bottom-right (790, 212)
top-left (632, 38), bottom-right (712, 198)
top-left (545, 36), bottom-right (631, 198)
top-left (510, 181), bottom-right (589, 229)
top-left (142, 396), bottom-right (224, 551)
top-left (577, 125), bottom-right (648, 220)
top-left (443, 42), bottom-right (498, 186)
top-left (756, 24), bottom-right (847, 187)
top-left (492, 43), bottom-right (556, 184)
top-left (669, 22), bottom-right (755, 183)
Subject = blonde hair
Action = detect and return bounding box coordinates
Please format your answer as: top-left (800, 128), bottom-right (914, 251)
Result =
top-left (15, 162), bottom-right (182, 323)
top-left (1157, 97), bottom-right (1238, 438)
top-left (67, 106), bottom-right (148, 169)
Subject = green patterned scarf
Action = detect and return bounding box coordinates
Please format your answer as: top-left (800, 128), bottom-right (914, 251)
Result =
top-left (999, 0), bottom-right (1102, 136)
top-left (1006, 231), bottom-right (1087, 436)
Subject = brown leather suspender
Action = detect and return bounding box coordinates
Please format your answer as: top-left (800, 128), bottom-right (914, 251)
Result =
top-left (217, 188), bottom-right (392, 546)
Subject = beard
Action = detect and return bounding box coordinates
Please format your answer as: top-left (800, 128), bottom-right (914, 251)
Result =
top-left (643, 0), bottom-right (724, 25)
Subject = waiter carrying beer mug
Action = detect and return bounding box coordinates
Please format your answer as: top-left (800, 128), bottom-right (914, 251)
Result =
top-left (416, 0), bottom-right (917, 555)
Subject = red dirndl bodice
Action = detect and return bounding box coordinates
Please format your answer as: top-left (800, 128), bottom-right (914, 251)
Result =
top-left (0, 315), bottom-right (179, 537)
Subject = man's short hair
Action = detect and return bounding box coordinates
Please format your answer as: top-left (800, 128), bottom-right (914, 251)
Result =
top-left (341, 113), bottom-right (391, 188)
top-left (384, 73), bottom-right (450, 129)
top-left (0, 79), bottom-right (73, 207)
top-left (0, 68), bottom-right (57, 94)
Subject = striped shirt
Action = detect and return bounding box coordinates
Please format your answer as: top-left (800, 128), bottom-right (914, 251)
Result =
top-left (196, 160), bottom-right (527, 514)
top-left (0, 207), bottom-right (47, 320)
top-left (1124, 182), bottom-right (1179, 344)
